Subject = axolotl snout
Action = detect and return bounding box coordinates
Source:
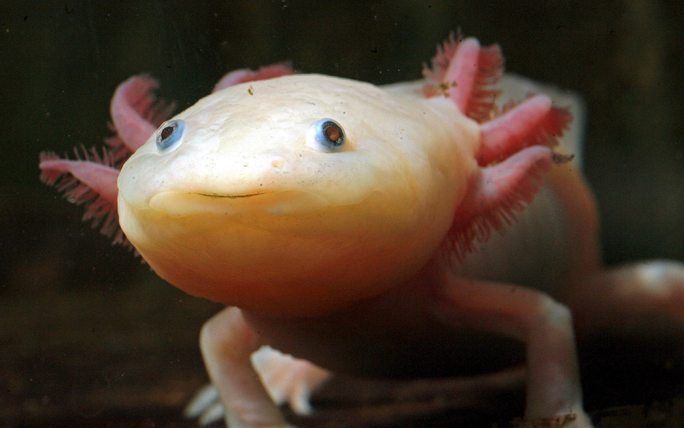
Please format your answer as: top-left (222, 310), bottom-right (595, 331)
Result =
top-left (39, 34), bottom-right (684, 428)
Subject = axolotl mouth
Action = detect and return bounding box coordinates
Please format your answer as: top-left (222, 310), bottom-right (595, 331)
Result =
top-left (147, 190), bottom-right (331, 217)
top-left (196, 192), bottom-right (266, 198)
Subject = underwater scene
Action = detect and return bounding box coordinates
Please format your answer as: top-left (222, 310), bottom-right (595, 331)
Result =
top-left (2, 1), bottom-right (684, 427)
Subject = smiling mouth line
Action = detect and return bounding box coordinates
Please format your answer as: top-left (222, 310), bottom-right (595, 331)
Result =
top-left (195, 192), bottom-right (266, 199)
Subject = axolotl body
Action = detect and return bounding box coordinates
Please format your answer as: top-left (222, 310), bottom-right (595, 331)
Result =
top-left (40, 35), bottom-right (684, 427)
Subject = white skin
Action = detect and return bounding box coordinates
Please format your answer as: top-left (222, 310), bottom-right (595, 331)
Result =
top-left (111, 72), bottom-right (684, 428)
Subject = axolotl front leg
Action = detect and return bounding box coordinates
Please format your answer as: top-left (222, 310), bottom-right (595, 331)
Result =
top-left (183, 310), bottom-right (329, 427)
top-left (428, 38), bottom-right (590, 424)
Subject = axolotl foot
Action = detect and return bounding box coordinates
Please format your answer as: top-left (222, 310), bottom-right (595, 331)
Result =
top-left (185, 307), bottom-right (330, 427)
top-left (185, 346), bottom-right (330, 426)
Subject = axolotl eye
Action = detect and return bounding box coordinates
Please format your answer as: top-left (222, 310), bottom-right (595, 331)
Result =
top-left (156, 119), bottom-right (185, 152)
top-left (310, 118), bottom-right (345, 151)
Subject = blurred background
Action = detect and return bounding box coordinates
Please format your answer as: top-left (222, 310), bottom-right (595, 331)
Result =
top-left (2, 1), bottom-right (682, 426)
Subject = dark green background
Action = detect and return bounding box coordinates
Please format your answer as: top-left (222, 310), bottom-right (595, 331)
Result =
top-left (1, 1), bottom-right (683, 425)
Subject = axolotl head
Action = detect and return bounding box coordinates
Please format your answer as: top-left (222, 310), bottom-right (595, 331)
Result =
top-left (117, 74), bottom-right (478, 316)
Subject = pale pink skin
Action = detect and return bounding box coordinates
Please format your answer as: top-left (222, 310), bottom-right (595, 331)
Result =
top-left (39, 34), bottom-right (684, 428)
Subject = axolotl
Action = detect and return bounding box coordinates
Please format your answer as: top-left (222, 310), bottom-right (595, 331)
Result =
top-left (39, 34), bottom-right (684, 427)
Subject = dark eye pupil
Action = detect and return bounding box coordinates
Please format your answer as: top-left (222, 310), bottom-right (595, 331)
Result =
top-left (156, 119), bottom-right (186, 151)
top-left (312, 118), bottom-right (345, 151)
top-left (160, 125), bottom-right (175, 140)
top-left (323, 123), bottom-right (342, 144)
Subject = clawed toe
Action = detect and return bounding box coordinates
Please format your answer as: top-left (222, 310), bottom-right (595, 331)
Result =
top-left (184, 383), bottom-right (224, 426)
